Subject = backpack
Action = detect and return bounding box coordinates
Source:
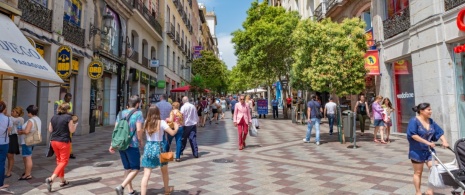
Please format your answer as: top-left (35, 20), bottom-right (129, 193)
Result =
top-left (111, 109), bottom-right (137, 151)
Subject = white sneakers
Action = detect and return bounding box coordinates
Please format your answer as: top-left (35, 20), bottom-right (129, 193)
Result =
top-left (316, 142), bottom-right (320, 146)
top-left (302, 139), bottom-right (310, 143)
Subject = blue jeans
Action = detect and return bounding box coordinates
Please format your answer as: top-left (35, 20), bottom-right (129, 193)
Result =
top-left (272, 106), bottom-right (278, 118)
top-left (0, 144), bottom-right (8, 186)
top-left (305, 118), bottom-right (321, 142)
top-left (165, 126), bottom-right (184, 159)
top-left (327, 114), bottom-right (335, 133)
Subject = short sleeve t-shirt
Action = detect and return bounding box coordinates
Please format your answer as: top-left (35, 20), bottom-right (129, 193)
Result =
top-left (116, 109), bottom-right (144, 148)
top-left (146, 120), bottom-right (170, 142)
top-left (10, 117), bottom-right (24, 135)
top-left (286, 98), bottom-right (292, 105)
top-left (307, 100), bottom-right (321, 119)
top-left (325, 102), bottom-right (337, 114)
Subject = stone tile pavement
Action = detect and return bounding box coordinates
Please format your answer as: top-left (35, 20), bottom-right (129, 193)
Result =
top-left (0, 111), bottom-right (458, 194)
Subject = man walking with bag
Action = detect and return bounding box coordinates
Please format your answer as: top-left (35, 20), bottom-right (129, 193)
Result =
top-left (233, 95), bottom-right (251, 150)
top-left (180, 96), bottom-right (200, 158)
top-left (109, 95), bottom-right (144, 195)
top-left (303, 94), bottom-right (323, 145)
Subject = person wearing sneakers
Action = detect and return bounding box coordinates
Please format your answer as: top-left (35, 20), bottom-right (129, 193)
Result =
top-left (324, 97), bottom-right (337, 135)
top-left (303, 94), bottom-right (323, 145)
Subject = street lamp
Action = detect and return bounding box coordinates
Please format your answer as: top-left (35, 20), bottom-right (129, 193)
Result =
top-left (89, 12), bottom-right (114, 41)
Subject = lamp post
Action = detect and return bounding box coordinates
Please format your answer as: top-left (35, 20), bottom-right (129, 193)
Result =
top-left (89, 12), bottom-right (114, 41)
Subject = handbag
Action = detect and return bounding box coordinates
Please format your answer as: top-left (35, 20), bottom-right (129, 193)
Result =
top-left (159, 124), bottom-right (174, 163)
top-left (45, 141), bottom-right (54, 157)
top-left (25, 118), bottom-right (42, 146)
top-left (249, 124), bottom-right (258, 137)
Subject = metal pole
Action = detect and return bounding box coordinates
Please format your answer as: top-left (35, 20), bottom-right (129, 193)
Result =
top-left (347, 112), bottom-right (359, 149)
top-left (337, 105), bottom-right (342, 143)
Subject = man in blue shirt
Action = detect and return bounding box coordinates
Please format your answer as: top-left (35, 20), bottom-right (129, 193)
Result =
top-left (230, 97), bottom-right (238, 120)
top-left (304, 94), bottom-right (323, 146)
top-left (271, 96), bottom-right (279, 119)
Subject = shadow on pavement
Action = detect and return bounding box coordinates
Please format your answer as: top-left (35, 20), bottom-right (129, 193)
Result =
top-left (56, 177), bottom-right (102, 191)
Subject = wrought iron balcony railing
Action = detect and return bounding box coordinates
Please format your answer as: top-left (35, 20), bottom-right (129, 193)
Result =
top-left (314, 3), bottom-right (323, 21)
top-left (383, 7), bottom-right (410, 39)
top-left (133, 0), bottom-right (163, 36)
top-left (166, 22), bottom-right (175, 39)
top-left (130, 51), bottom-right (139, 63)
top-left (18, 0), bottom-right (52, 32)
top-left (180, 38), bottom-right (184, 50)
top-left (175, 32), bottom-right (180, 44)
top-left (63, 20), bottom-right (85, 47)
top-left (445, 0), bottom-right (465, 11)
top-left (326, 0), bottom-right (339, 13)
top-left (142, 57), bottom-right (149, 67)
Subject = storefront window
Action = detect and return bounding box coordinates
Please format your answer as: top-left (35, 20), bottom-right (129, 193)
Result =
top-left (393, 59), bottom-right (416, 133)
top-left (64, 0), bottom-right (82, 26)
top-left (455, 53), bottom-right (465, 137)
top-left (385, 0), bottom-right (409, 19)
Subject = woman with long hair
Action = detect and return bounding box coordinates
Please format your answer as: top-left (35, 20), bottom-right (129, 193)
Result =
top-left (354, 95), bottom-right (370, 136)
top-left (372, 95), bottom-right (386, 144)
top-left (17, 105), bottom-right (41, 180)
top-left (165, 102), bottom-right (184, 162)
top-left (382, 98), bottom-right (395, 143)
top-left (140, 106), bottom-right (179, 195)
top-left (407, 103), bottom-right (449, 195)
top-left (6, 107), bottom-right (23, 178)
top-left (45, 103), bottom-right (78, 192)
top-left (210, 98), bottom-right (219, 124)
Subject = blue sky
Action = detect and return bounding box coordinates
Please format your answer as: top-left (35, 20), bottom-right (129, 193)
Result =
top-left (198, 0), bottom-right (262, 70)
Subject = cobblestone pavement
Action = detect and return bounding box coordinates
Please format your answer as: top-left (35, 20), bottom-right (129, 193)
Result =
top-left (0, 111), bottom-right (457, 194)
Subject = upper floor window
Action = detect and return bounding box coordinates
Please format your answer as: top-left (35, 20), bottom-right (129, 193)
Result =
top-left (64, 0), bottom-right (82, 26)
top-left (385, 0), bottom-right (409, 19)
top-left (361, 11), bottom-right (372, 31)
top-left (32, 0), bottom-right (47, 7)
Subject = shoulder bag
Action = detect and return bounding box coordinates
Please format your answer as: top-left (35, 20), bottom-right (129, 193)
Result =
top-left (311, 101), bottom-right (323, 119)
top-left (159, 122), bottom-right (174, 163)
top-left (25, 118), bottom-right (42, 146)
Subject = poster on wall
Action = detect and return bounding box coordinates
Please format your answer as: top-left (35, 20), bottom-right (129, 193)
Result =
top-left (364, 50), bottom-right (380, 75)
top-left (64, 0), bottom-right (82, 26)
top-left (394, 60), bottom-right (409, 74)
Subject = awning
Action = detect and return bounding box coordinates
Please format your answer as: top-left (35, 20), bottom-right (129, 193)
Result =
top-left (0, 14), bottom-right (63, 84)
top-left (245, 88), bottom-right (267, 93)
top-left (170, 85), bottom-right (210, 93)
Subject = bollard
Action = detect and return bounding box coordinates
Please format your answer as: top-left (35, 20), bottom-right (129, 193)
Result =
top-left (347, 111), bottom-right (359, 149)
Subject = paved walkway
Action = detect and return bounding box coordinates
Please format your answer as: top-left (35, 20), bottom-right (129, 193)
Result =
top-left (1, 111), bottom-right (457, 194)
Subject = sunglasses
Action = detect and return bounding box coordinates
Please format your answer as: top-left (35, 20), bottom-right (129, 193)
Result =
top-left (240, 99), bottom-right (244, 100)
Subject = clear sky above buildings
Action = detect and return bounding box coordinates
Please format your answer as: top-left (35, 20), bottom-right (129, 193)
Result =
top-left (198, 0), bottom-right (263, 70)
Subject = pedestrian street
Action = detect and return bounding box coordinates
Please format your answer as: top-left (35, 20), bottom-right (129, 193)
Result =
top-left (2, 111), bottom-right (455, 195)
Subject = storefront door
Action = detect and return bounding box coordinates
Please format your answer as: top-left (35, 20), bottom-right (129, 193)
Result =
top-left (456, 54), bottom-right (465, 137)
top-left (393, 59), bottom-right (416, 133)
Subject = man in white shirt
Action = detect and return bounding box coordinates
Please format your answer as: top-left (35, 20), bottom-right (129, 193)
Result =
top-left (324, 97), bottom-right (337, 135)
top-left (180, 96), bottom-right (199, 158)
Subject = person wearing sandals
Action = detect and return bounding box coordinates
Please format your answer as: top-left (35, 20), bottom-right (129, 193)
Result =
top-left (371, 95), bottom-right (387, 144)
top-left (165, 102), bottom-right (184, 162)
top-left (407, 103), bottom-right (449, 195)
top-left (140, 105), bottom-right (179, 195)
top-left (17, 105), bottom-right (41, 180)
top-left (382, 98), bottom-right (394, 143)
top-left (6, 107), bottom-right (23, 178)
top-left (354, 95), bottom-right (370, 136)
top-left (0, 101), bottom-right (13, 189)
top-left (45, 103), bottom-right (78, 192)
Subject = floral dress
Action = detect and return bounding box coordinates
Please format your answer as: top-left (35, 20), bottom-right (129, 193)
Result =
top-left (407, 117), bottom-right (444, 163)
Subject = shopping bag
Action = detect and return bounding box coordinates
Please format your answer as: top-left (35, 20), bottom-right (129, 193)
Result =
top-left (249, 124), bottom-right (258, 137)
top-left (428, 153), bottom-right (445, 188)
top-left (252, 118), bottom-right (259, 127)
top-left (45, 141), bottom-right (54, 157)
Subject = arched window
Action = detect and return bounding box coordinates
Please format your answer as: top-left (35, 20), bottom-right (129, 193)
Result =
top-left (102, 7), bottom-right (122, 57)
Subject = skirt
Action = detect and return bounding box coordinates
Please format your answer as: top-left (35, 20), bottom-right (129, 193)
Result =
top-left (8, 134), bottom-right (20, 155)
top-left (141, 141), bottom-right (168, 169)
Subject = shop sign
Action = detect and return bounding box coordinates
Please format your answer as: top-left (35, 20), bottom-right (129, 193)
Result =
top-left (397, 92), bottom-right (414, 99)
top-left (150, 59), bottom-right (159, 68)
top-left (157, 80), bottom-right (166, 88)
top-left (101, 57), bottom-right (118, 73)
top-left (181, 81), bottom-right (185, 86)
top-left (132, 69), bottom-right (140, 81)
top-left (72, 58), bottom-right (79, 74)
top-left (56, 45), bottom-right (73, 79)
top-left (87, 60), bottom-right (104, 80)
top-left (454, 44), bottom-right (465, 53)
top-left (457, 9), bottom-right (465, 31)
top-left (150, 76), bottom-right (157, 87)
top-left (365, 29), bottom-right (376, 50)
top-left (394, 60), bottom-right (409, 74)
top-left (140, 72), bottom-right (149, 84)
top-left (364, 50), bottom-right (380, 75)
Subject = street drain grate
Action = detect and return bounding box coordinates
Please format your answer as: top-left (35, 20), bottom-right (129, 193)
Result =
top-left (93, 161), bottom-right (114, 167)
top-left (212, 158), bottom-right (235, 163)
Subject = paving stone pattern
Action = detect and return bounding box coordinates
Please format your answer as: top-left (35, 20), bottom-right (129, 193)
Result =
top-left (0, 112), bottom-right (457, 194)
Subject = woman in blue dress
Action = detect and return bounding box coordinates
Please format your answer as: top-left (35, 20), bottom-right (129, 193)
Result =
top-left (407, 103), bottom-right (449, 195)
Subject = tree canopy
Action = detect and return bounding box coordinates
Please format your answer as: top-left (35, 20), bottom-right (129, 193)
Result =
top-left (191, 50), bottom-right (228, 94)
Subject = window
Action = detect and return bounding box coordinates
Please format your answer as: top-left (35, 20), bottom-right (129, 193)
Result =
top-left (64, 0), bottom-right (82, 26)
top-left (172, 52), bottom-right (175, 71)
top-left (361, 11), bottom-right (372, 31)
top-left (167, 46), bottom-right (170, 68)
top-left (385, 0), bottom-right (409, 19)
top-left (167, 6), bottom-right (171, 23)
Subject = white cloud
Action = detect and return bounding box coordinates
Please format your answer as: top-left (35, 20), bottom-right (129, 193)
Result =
top-left (217, 33), bottom-right (236, 70)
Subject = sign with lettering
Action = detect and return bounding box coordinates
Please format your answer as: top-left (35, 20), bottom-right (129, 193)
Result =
top-left (457, 9), bottom-right (465, 31)
top-left (56, 45), bottom-right (73, 79)
top-left (257, 99), bottom-right (268, 115)
top-left (72, 57), bottom-right (79, 74)
top-left (150, 59), bottom-right (159, 67)
top-left (87, 60), bottom-right (103, 79)
top-left (150, 76), bottom-right (157, 87)
top-left (140, 72), bottom-right (149, 84)
top-left (394, 60), bottom-right (409, 75)
top-left (157, 80), bottom-right (166, 88)
top-left (364, 50), bottom-right (380, 75)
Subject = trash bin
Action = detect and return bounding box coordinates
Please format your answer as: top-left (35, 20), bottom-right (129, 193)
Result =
top-left (342, 110), bottom-right (354, 138)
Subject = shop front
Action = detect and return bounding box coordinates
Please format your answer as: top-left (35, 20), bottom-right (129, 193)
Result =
top-left (392, 58), bottom-right (415, 133)
top-left (453, 44), bottom-right (465, 137)
top-left (91, 56), bottom-right (119, 126)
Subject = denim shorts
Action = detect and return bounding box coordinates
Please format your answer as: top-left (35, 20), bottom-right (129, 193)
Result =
top-left (374, 119), bottom-right (385, 127)
top-left (21, 144), bottom-right (34, 157)
top-left (119, 146), bottom-right (141, 170)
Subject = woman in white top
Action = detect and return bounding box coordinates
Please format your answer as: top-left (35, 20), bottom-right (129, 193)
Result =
top-left (245, 95), bottom-right (254, 116)
top-left (140, 106), bottom-right (179, 195)
top-left (220, 97), bottom-right (227, 119)
top-left (17, 105), bottom-right (41, 180)
top-left (6, 107), bottom-right (24, 178)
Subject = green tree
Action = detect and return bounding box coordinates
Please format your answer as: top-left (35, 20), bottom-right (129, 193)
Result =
top-left (192, 50), bottom-right (228, 94)
top-left (292, 18), bottom-right (367, 98)
top-left (232, 1), bottom-right (300, 118)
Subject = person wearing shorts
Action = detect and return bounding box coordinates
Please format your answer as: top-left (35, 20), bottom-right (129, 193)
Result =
top-left (17, 105), bottom-right (41, 180)
top-left (371, 96), bottom-right (386, 144)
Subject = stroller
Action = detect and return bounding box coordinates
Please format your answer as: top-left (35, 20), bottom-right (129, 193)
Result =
top-left (431, 138), bottom-right (465, 195)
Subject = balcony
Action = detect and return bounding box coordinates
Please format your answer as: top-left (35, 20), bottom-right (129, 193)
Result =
top-left (188, 0), bottom-right (192, 8)
top-left (383, 7), bottom-right (410, 39)
top-left (188, 25), bottom-right (193, 34)
top-left (445, 0), bottom-right (465, 11)
top-left (166, 22), bottom-right (175, 39)
top-left (133, 0), bottom-right (163, 36)
top-left (130, 51), bottom-right (139, 63)
top-left (326, 0), bottom-right (339, 13)
top-left (63, 20), bottom-right (85, 47)
top-left (18, 0), bottom-right (52, 32)
top-left (184, 44), bottom-right (188, 55)
top-left (314, 3), bottom-right (324, 21)
top-left (175, 32), bottom-right (180, 44)
top-left (142, 57), bottom-right (149, 67)
top-left (173, 0), bottom-right (180, 7)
